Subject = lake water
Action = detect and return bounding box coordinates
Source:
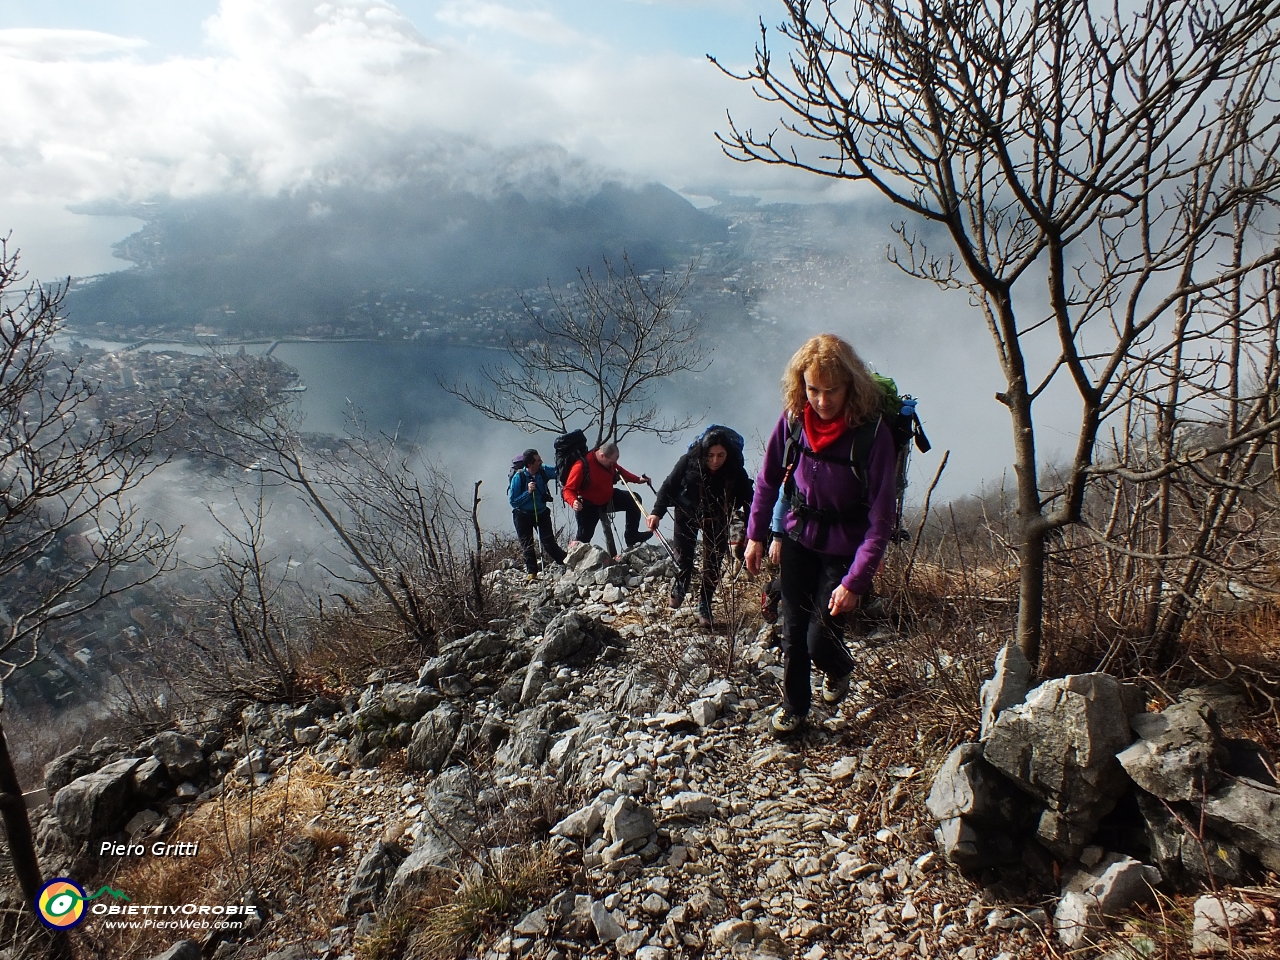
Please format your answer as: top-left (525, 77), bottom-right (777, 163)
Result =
top-left (60, 316), bottom-right (1042, 532)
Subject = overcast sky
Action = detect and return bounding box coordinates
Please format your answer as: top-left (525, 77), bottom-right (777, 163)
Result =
top-left (0, 0), bottom-right (867, 279)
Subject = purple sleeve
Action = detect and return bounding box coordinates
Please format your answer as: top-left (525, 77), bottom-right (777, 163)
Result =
top-left (841, 420), bottom-right (898, 595)
top-left (747, 413), bottom-right (791, 542)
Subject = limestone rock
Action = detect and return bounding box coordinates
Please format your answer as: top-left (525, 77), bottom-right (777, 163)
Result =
top-left (145, 941), bottom-right (201, 960)
top-left (689, 698), bottom-right (718, 728)
top-left (53, 758), bottom-right (141, 840)
top-left (513, 906), bottom-right (549, 936)
top-left (984, 673), bottom-right (1141, 858)
top-left (1191, 895), bottom-right (1263, 955)
top-left (463, 630), bottom-right (512, 663)
top-left (534, 610), bottom-right (609, 666)
top-left (520, 661), bottom-right (548, 707)
top-left (44, 746), bottom-right (96, 798)
top-left (662, 792), bottom-right (718, 818)
top-left (603, 796), bottom-right (654, 847)
top-left (150, 731), bottom-right (206, 781)
top-left (388, 767), bottom-right (478, 898)
top-left (927, 743), bottom-right (1033, 830)
top-left (830, 757), bottom-right (858, 782)
top-left (591, 900), bottom-right (624, 942)
top-left (380, 682), bottom-right (441, 723)
top-left (551, 801), bottom-right (605, 840)
top-left (979, 643), bottom-right (1034, 740)
top-left (1053, 854), bottom-right (1161, 948)
top-left (494, 704), bottom-right (558, 771)
top-left (565, 542), bottom-right (611, 572)
top-left (131, 757), bottom-right (168, 800)
top-left (417, 654), bottom-right (458, 687)
top-left (342, 840), bottom-right (405, 917)
top-left (1203, 775), bottom-right (1280, 872)
top-left (406, 703), bottom-right (462, 773)
top-left (1117, 701), bottom-right (1227, 802)
top-left (126, 809), bottom-right (162, 837)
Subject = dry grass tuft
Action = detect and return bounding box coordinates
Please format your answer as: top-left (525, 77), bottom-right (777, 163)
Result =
top-left (401, 848), bottom-right (561, 960)
top-left (355, 908), bottom-right (415, 960)
top-left (301, 820), bottom-right (352, 854)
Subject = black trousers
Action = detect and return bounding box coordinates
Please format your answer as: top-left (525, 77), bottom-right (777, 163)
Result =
top-left (513, 509), bottom-right (567, 575)
top-left (574, 489), bottom-right (644, 546)
top-left (671, 510), bottom-right (728, 610)
top-left (779, 535), bottom-right (856, 716)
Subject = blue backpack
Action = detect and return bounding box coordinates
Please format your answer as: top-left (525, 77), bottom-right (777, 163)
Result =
top-left (690, 424), bottom-right (745, 456)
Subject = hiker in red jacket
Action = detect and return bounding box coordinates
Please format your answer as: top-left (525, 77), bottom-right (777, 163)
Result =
top-left (562, 440), bottom-right (653, 548)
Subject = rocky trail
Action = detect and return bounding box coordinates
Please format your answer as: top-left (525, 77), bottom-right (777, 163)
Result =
top-left (13, 542), bottom-right (1279, 960)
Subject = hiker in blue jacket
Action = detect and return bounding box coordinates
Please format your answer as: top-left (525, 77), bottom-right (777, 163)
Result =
top-left (646, 427), bottom-right (754, 626)
top-left (509, 449), bottom-right (567, 578)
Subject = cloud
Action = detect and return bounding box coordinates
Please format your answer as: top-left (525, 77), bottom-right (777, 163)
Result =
top-left (0, 29), bottom-right (146, 62)
top-left (623, 0), bottom-right (754, 10)
top-left (0, 0), bottom-right (841, 281)
top-left (435, 1), bottom-right (591, 47)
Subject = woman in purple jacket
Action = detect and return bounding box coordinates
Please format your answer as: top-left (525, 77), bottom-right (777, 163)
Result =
top-left (744, 334), bottom-right (897, 736)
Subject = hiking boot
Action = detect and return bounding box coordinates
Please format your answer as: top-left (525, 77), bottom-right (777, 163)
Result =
top-left (525, 573), bottom-right (538, 582)
top-left (770, 706), bottom-right (803, 737)
top-left (698, 599), bottom-right (713, 628)
top-left (669, 584), bottom-right (687, 610)
top-left (821, 671), bottom-right (851, 705)
top-left (626, 531), bottom-right (654, 546)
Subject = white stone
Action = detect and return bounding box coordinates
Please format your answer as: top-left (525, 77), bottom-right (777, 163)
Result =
top-left (591, 900), bottom-right (624, 942)
top-left (689, 699), bottom-right (718, 727)
top-left (550, 802), bottom-right (604, 840)
top-left (662, 791), bottom-right (718, 818)
top-left (829, 757), bottom-right (859, 782)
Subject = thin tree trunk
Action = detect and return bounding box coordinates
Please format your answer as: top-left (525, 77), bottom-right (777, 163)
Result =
top-left (1007, 378), bottom-right (1046, 669)
top-left (0, 719), bottom-right (43, 907)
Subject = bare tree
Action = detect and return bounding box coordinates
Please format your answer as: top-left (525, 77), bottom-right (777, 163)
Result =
top-left (317, 420), bottom-right (493, 641)
top-left (181, 487), bottom-right (309, 705)
top-left (716, 0), bottom-right (1280, 668)
top-left (0, 239), bottom-right (177, 910)
top-left (203, 368), bottom-right (500, 649)
top-left (446, 256), bottom-right (709, 446)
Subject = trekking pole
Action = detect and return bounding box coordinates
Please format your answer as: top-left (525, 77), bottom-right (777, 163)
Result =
top-left (619, 475), bottom-right (680, 566)
top-left (529, 478), bottom-right (544, 570)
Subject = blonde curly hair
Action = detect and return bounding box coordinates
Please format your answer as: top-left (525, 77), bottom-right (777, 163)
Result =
top-left (781, 333), bottom-right (881, 426)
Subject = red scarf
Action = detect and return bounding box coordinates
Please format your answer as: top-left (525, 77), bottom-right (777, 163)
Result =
top-left (803, 402), bottom-right (848, 452)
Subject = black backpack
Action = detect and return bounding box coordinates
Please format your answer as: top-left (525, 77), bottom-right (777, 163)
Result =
top-left (508, 455), bottom-right (529, 481)
top-left (553, 429), bottom-right (590, 492)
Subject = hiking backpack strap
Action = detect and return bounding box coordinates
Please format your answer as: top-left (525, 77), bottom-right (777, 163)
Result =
top-left (781, 415), bottom-right (805, 501)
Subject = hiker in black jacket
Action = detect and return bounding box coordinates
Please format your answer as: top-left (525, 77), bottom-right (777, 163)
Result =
top-left (646, 427), bottom-right (754, 626)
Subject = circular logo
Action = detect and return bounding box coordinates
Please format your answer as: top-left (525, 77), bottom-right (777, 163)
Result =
top-left (36, 878), bottom-right (87, 930)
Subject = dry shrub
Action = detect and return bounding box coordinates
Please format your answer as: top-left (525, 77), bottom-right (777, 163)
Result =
top-left (872, 550), bottom-right (1012, 732)
top-left (1093, 887), bottom-right (1280, 960)
top-left (87, 755), bottom-right (342, 960)
top-left (305, 604), bottom-right (427, 686)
